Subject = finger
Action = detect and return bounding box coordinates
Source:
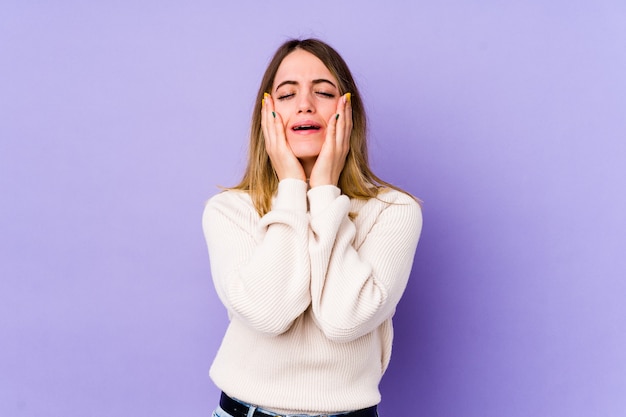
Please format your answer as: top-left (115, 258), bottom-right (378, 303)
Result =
top-left (264, 95), bottom-right (288, 157)
top-left (334, 94), bottom-right (347, 147)
top-left (265, 94), bottom-right (289, 151)
top-left (332, 93), bottom-right (350, 154)
top-left (264, 93), bottom-right (280, 151)
top-left (273, 110), bottom-right (287, 145)
top-left (325, 110), bottom-right (339, 153)
top-left (342, 93), bottom-right (353, 151)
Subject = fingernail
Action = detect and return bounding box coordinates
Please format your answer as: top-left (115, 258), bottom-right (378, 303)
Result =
top-left (335, 114), bottom-right (340, 120)
top-left (346, 93), bottom-right (351, 103)
top-left (261, 98), bottom-right (265, 107)
top-left (264, 92), bottom-right (270, 99)
top-left (272, 111), bottom-right (276, 118)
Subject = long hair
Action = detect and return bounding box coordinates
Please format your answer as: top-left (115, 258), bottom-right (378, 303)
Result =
top-left (230, 38), bottom-right (410, 216)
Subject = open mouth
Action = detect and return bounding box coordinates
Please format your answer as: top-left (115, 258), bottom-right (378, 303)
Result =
top-left (292, 124), bottom-right (321, 131)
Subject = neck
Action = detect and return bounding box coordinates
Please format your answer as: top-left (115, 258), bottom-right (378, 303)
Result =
top-left (299, 157), bottom-right (316, 179)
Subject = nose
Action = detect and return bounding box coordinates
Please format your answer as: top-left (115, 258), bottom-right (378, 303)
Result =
top-left (296, 92), bottom-right (315, 114)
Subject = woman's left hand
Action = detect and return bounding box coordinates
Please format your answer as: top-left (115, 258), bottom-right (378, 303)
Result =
top-left (308, 93), bottom-right (352, 188)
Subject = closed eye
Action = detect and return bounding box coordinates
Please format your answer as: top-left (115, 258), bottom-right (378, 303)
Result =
top-left (277, 93), bottom-right (295, 100)
top-left (316, 91), bottom-right (335, 98)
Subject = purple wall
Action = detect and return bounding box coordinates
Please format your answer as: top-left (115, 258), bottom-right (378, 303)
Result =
top-left (1, 2), bottom-right (625, 416)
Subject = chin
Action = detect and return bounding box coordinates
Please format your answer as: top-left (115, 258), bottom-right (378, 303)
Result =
top-left (288, 142), bottom-right (323, 160)
top-left (294, 152), bottom-right (321, 163)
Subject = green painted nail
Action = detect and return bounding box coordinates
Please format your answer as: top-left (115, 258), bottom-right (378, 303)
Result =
top-left (272, 111), bottom-right (276, 118)
top-left (335, 114), bottom-right (340, 120)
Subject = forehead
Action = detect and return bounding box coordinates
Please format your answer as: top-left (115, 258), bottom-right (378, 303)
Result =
top-left (273, 49), bottom-right (337, 86)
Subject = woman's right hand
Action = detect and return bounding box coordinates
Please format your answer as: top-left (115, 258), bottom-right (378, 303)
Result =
top-left (261, 93), bottom-right (306, 182)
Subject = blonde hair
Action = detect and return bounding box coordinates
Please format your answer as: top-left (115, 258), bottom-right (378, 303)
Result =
top-left (230, 38), bottom-right (412, 216)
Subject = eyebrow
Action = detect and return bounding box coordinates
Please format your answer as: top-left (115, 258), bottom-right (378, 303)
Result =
top-left (274, 78), bottom-right (337, 91)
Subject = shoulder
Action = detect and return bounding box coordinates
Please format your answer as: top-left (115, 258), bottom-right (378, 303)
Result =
top-left (352, 188), bottom-right (421, 213)
top-left (376, 187), bottom-right (420, 206)
top-left (206, 189), bottom-right (252, 205)
top-left (348, 188), bottom-right (422, 247)
top-left (203, 189), bottom-right (257, 221)
top-left (350, 188), bottom-right (422, 226)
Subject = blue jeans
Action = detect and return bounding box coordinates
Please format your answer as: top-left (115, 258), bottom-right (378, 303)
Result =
top-left (211, 405), bottom-right (233, 417)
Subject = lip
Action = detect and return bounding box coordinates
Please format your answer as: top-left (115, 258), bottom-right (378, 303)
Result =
top-left (290, 120), bottom-right (323, 133)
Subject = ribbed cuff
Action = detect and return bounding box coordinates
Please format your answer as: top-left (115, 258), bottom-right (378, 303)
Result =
top-left (307, 185), bottom-right (341, 216)
top-left (273, 179), bottom-right (308, 212)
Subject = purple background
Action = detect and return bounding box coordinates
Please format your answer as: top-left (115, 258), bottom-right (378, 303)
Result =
top-left (2, 2), bottom-right (625, 416)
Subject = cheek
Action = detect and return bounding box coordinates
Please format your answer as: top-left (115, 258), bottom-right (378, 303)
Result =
top-left (273, 101), bottom-right (293, 117)
top-left (318, 99), bottom-right (339, 120)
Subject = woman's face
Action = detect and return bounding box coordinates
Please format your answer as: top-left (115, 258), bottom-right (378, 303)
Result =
top-left (272, 49), bottom-right (341, 166)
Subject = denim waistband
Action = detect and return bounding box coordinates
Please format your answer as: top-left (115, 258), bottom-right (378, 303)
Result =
top-left (218, 392), bottom-right (378, 417)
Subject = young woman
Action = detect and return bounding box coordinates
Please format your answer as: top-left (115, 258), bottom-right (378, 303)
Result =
top-left (203, 38), bottom-right (422, 417)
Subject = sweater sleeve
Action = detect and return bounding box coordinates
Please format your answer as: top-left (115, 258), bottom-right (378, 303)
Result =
top-left (202, 179), bottom-right (311, 336)
top-left (307, 186), bottom-right (422, 342)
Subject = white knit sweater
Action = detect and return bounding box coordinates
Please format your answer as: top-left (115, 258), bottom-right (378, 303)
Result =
top-left (202, 179), bottom-right (422, 414)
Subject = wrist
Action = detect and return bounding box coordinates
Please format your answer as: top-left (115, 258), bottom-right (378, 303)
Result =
top-left (308, 173), bottom-right (339, 188)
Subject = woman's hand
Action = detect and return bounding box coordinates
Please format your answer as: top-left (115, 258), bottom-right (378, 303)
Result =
top-left (261, 93), bottom-right (306, 182)
top-left (308, 93), bottom-right (352, 188)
